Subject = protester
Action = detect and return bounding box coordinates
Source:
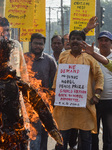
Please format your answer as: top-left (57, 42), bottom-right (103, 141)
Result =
top-left (62, 16), bottom-right (98, 52)
top-left (24, 33), bottom-right (57, 150)
top-left (52, 30), bottom-right (104, 150)
top-left (51, 35), bottom-right (64, 64)
top-left (81, 30), bottom-right (112, 150)
top-left (81, 40), bottom-right (112, 71)
top-left (62, 33), bottom-right (71, 50)
top-left (59, 16), bottom-right (99, 150)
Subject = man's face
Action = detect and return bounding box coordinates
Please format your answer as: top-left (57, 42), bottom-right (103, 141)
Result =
top-left (0, 26), bottom-right (10, 39)
top-left (51, 37), bottom-right (63, 53)
top-left (69, 35), bottom-right (83, 54)
top-left (98, 37), bottom-right (112, 52)
top-left (63, 34), bottom-right (71, 50)
top-left (31, 38), bottom-right (45, 55)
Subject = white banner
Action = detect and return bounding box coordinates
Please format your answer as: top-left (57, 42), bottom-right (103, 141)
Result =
top-left (54, 64), bottom-right (90, 107)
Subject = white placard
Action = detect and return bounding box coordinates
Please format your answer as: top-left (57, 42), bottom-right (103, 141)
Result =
top-left (54, 64), bottom-right (90, 107)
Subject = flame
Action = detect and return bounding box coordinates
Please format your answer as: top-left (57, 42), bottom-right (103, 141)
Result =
top-left (24, 53), bottom-right (55, 113)
top-left (0, 39), bottom-right (62, 148)
top-left (22, 53), bottom-right (55, 139)
top-left (0, 74), bottom-right (13, 80)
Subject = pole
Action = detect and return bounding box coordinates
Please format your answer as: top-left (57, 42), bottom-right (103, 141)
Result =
top-left (61, 0), bottom-right (64, 36)
top-left (48, 7), bottom-right (51, 54)
top-left (95, 0), bottom-right (100, 47)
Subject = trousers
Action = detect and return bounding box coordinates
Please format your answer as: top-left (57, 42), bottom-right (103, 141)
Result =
top-left (55, 129), bottom-right (92, 150)
top-left (92, 100), bottom-right (112, 150)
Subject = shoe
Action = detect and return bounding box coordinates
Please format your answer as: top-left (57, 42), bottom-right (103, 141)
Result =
top-left (69, 145), bottom-right (77, 150)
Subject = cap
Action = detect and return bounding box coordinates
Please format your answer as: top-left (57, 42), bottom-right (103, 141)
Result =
top-left (98, 31), bottom-right (112, 41)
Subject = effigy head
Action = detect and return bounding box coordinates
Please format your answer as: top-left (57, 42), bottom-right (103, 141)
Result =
top-left (0, 38), bottom-right (14, 65)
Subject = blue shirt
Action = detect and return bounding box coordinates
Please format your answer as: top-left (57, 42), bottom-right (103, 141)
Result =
top-left (24, 52), bottom-right (57, 89)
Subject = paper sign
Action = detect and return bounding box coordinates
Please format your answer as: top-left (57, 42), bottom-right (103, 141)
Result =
top-left (54, 64), bottom-right (90, 107)
top-left (5, 0), bottom-right (34, 28)
top-left (20, 0), bottom-right (46, 41)
top-left (70, 0), bottom-right (96, 36)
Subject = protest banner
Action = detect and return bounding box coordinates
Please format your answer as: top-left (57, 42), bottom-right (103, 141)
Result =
top-left (54, 64), bottom-right (90, 107)
top-left (5, 0), bottom-right (34, 28)
top-left (20, 0), bottom-right (46, 41)
top-left (70, 0), bottom-right (96, 36)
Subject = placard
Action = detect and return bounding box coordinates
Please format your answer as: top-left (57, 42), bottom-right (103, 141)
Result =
top-left (20, 0), bottom-right (46, 41)
top-left (5, 0), bottom-right (34, 28)
top-left (54, 64), bottom-right (90, 107)
top-left (70, 0), bottom-right (96, 36)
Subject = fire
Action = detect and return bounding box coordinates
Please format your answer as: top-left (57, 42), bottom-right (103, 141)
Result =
top-left (0, 38), bottom-right (63, 149)
top-left (24, 53), bottom-right (55, 113)
top-left (0, 74), bottom-right (13, 80)
top-left (18, 80), bottom-right (63, 145)
top-left (20, 54), bottom-right (62, 144)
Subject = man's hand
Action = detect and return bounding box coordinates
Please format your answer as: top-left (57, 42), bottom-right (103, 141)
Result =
top-left (90, 96), bottom-right (99, 105)
top-left (83, 16), bottom-right (99, 34)
top-left (80, 41), bottom-right (94, 55)
top-left (86, 16), bottom-right (99, 30)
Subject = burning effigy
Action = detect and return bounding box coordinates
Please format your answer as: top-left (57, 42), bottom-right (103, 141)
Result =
top-left (0, 38), bottom-right (63, 149)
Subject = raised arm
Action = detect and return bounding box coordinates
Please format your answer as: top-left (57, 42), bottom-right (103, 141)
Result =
top-left (82, 16), bottom-right (99, 34)
top-left (81, 41), bottom-right (109, 65)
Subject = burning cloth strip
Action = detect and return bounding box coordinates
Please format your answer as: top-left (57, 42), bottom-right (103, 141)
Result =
top-left (17, 79), bottom-right (63, 146)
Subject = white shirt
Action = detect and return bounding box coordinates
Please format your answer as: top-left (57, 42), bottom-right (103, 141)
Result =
top-left (95, 47), bottom-right (112, 100)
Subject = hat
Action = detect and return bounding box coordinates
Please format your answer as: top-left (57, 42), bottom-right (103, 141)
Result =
top-left (98, 31), bottom-right (112, 41)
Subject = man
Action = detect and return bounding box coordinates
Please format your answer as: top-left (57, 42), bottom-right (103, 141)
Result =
top-left (24, 33), bottom-right (57, 150)
top-left (81, 29), bottom-right (112, 150)
top-left (92, 31), bottom-right (112, 150)
top-left (52, 30), bottom-right (104, 150)
top-left (62, 33), bottom-right (71, 50)
top-left (60, 16), bottom-right (99, 150)
top-left (51, 35), bottom-right (64, 63)
top-left (62, 16), bottom-right (98, 52)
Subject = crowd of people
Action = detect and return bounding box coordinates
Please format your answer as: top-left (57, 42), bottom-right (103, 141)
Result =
top-left (0, 15), bottom-right (112, 150)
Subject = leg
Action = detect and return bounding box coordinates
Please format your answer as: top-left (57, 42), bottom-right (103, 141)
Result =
top-left (40, 125), bottom-right (48, 150)
top-left (101, 100), bottom-right (112, 150)
top-left (55, 129), bottom-right (72, 150)
top-left (92, 102), bottom-right (102, 150)
top-left (69, 128), bottom-right (78, 149)
top-left (30, 120), bottom-right (41, 150)
top-left (79, 130), bottom-right (92, 150)
top-left (30, 134), bottom-right (41, 150)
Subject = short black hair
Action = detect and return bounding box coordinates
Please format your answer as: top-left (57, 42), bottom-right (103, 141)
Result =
top-left (69, 30), bottom-right (86, 41)
top-left (51, 35), bottom-right (64, 45)
top-left (0, 17), bottom-right (9, 27)
top-left (31, 33), bottom-right (46, 43)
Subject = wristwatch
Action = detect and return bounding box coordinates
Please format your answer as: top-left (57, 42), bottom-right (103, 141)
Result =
top-left (94, 94), bottom-right (101, 99)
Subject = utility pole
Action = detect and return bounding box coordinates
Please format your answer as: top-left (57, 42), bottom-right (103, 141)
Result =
top-left (61, 0), bottom-right (64, 36)
top-left (48, 7), bottom-right (51, 54)
top-left (96, 0), bottom-right (100, 46)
